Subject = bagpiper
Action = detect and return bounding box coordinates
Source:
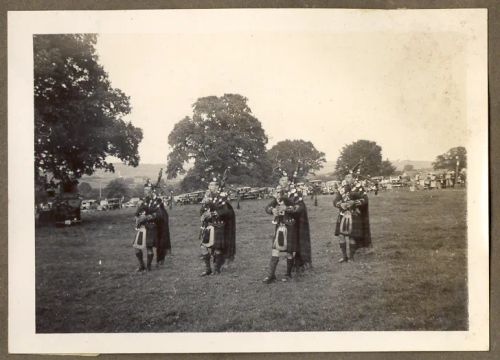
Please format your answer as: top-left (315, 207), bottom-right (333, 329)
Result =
top-left (199, 171), bottom-right (236, 276)
top-left (133, 171), bottom-right (172, 272)
top-left (289, 185), bottom-right (312, 271)
top-left (332, 162), bottom-right (371, 262)
top-left (262, 170), bottom-right (312, 284)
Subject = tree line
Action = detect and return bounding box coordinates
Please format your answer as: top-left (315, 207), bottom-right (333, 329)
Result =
top-left (34, 34), bottom-right (467, 200)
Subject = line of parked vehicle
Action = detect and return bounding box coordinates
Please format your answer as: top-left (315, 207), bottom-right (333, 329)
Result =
top-left (173, 186), bottom-right (276, 205)
top-left (37, 179), bottom-right (361, 226)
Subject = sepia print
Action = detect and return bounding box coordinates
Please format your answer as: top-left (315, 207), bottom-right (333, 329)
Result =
top-left (8, 9), bottom-right (488, 353)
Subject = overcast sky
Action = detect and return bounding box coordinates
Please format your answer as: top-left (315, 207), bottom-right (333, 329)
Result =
top-left (95, 30), bottom-right (467, 165)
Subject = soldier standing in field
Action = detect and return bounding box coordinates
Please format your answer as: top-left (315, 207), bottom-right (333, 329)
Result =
top-left (199, 175), bottom-right (236, 276)
top-left (333, 168), bottom-right (372, 263)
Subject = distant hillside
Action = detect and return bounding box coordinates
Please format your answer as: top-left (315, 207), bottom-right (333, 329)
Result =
top-left (83, 163), bottom-right (166, 179)
top-left (80, 163), bottom-right (174, 189)
top-left (315, 161), bottom-right (337, 175)
top-left (391, 159), bottom-right (433, 171)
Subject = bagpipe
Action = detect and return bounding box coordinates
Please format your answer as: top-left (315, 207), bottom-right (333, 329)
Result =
top-left (271, 158), bottom-right (303, 225)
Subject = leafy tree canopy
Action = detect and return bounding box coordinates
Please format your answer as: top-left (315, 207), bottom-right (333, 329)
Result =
top-left (104, 178), bottom-right (129, 199)
top-left (34, 34), bottom-right (143, 187)
top-left (78, 182), bottom-right (92, 197)
top-left (403, 164), bottom-right (414, 172)
top-left (334, 140), bottom-right (388, 178)
top-left (379, 159), bottom-right (397, 177)
top-left (166, 94), bottom-right (271, 191)
top-left (267, 139), bottom-right (326, 180)
top-left (432, 146), bottom-right (467, 171)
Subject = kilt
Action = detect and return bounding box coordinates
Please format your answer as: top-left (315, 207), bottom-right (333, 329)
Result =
top-left (201, 223), bottom-right (225, 251)
top-left (144, 223), bottom-right (157, 247)
top-left (212, 223), bottom-right (225, 251)
top-left (133, 224), bottom-right (156, 249)
top-left (272, 223), bottom-right (298, 253)
top-left (334, 212), bottom-right (364, 239)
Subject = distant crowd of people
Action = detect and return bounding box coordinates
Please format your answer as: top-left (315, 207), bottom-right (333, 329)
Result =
top-left (413, 170), bottom-right (466, 190)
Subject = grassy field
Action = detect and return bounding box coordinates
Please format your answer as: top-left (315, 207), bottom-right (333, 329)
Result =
top-left (35, 188), bottom-right (467, 332)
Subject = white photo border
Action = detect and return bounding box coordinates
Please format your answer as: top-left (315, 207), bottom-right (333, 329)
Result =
top-left (8, 9), bottom-right (489, 354)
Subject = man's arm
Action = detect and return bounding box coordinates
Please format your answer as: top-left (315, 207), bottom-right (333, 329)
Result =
top-left (285, 198), bottom-right (304, 214)
top-left (333, 191), bottom-right (343, 209)
top-left (264, 198), bottom-right (279, 215)
top-left (135, 201), bottom-right (145, 216)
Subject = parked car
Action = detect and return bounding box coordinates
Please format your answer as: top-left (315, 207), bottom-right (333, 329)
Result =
top-left (123, 197), bottom-right (141, 208)
top-left (81, 199), bottom-right (98, 210)
top-left (107, 198), bottom-right (122, 210)
top-left (53, 192), bottom-right (82, 225)
top-left (389, 176), bottom-right (403, 187)
top-left (37, 201), bottom-right (54, 223)
top-left (188, 191), bottom-right (206, 204)
top-left (241, 188), bottom-right (261, 200)
top-left (174, 194), bottom-right (189, 205)
top-left (98, 199), bottom-right (109, 211)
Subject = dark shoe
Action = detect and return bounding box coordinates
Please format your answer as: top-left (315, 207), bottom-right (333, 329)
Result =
top-left (282, 274), bottom-right (292, 282)
top-left (262, 275), bottom-right (276, 284)
top-left (338, 257), bottom-right (348, 263)
top-left (136, 266), bottom-right (146, 272)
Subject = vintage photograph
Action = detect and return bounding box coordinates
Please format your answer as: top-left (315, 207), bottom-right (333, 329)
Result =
top-left (8, 9), bottom-right (488, 353)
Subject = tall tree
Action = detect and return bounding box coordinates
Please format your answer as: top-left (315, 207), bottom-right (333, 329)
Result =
top-left (403, 164), bottom-right (415, 172)
top-left (104, 178), bottom-right (130, 199)
top-left (432, 146), bottom-right (467, 171)
top-left (166, 94), bottom-right (270, 191)
top-left (34, 34), bottom-right (143, 188)
top-left (78, 182), bottom-right (93, 197)
top-left (380, 159), bottom-right (397, 176)
top-left (335, 140), bottom-right (384, 178)
top-left (267, 139), bottom-right (326, 179)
